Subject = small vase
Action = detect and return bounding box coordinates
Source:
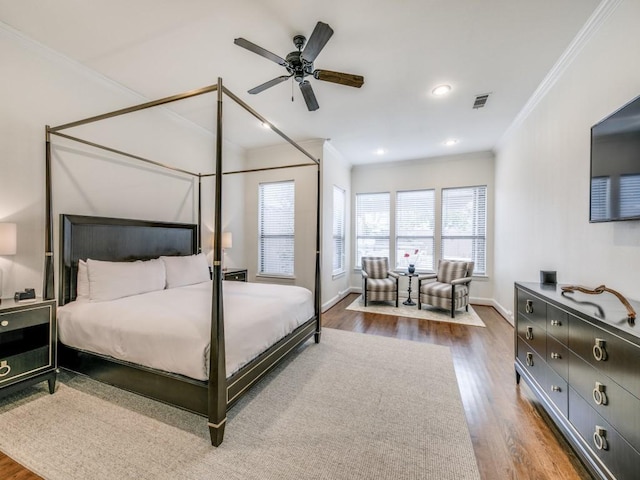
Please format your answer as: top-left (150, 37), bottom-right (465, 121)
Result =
top-left (408, 264), bottom-right (415, 274)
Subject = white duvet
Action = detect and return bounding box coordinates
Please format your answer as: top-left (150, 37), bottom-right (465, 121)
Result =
top-left (57, 281), bottom-right (315, 381)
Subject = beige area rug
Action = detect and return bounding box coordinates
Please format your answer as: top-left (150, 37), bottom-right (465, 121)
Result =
top-left (346, 296), bottom-right (486, 327)
top-left (0, 329), bottom-right (480, 480)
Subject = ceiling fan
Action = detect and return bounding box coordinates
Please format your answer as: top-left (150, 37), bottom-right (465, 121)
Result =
top-left (234, 21), bottom-right (364, 111)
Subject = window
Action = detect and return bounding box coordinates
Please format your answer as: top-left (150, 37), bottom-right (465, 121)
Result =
top-left (396, 189), bottom-right (435, 271)
top-left (355, 192), bottom-right (390, 268)
top-left (620, 174), bottom-right (640, 218)
top-left (441, 185), bottom-right (487, 275)
top-left (258, 181), bottom-right (294, 276)
top-left (590, 176), bottom-right (610, 221)
top-left (332, 186), bottom-right (346, 275)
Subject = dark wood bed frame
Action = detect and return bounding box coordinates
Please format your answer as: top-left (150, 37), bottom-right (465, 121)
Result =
top-left (44, 79), bottom-right (322, 446)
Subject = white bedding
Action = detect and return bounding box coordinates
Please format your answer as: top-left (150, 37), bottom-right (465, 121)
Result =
top-left (57, 281), bottom-right (315, 381)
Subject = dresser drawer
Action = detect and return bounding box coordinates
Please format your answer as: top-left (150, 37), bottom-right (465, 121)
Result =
top-left (517, 337), bottom-right (546, 387)
top-left (544, 365), bottom-right (568, 418)
top-left (517, 290), bottom-right (546, 329)
top-left (0, 305), bottom-right (51, 333)
top-left (0, 346), bottom-right (50, 385)
top-left (569, 317), bottom-right (640, 400)
top-left (223, 270), bottom-right (247, 282)
top-left (547, 305), bottom-right (568, 344)
top-left (547, 335), bottom-right (568, 381)
top-left (517, 319), bottom-right (546, 358)
top-left (569, 351), bottom-right (640, 453)
top-left (569, 387), bottom-right (640, 480)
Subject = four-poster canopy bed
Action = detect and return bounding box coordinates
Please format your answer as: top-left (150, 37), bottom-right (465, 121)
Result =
top-left (42, 78), bottom-right (322, 446)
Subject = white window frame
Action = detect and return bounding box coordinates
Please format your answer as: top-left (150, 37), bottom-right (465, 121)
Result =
top-left (441, 185), bottom-right (487, 275)
top-left (332, 186), bottom-right (346, 276)
top-left (355, 192), bottom-right (390, 269)
top-left (258, 180), bottom-right (295, 276)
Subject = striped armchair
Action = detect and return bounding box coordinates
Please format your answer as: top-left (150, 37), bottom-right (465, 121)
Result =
top-left (361, 257), bottom-right (399, 307)
top-left (417, 260), bottom-right (474, 318)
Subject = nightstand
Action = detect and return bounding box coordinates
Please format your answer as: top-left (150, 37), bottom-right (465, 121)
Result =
top-left (223, 268), bottom-right (247, 282)
top-left (0, 298), bottom-right (57, 399)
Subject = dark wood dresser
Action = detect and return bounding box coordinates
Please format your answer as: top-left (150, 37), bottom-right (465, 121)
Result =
top-left (515, 282), bottom-right (640, 480)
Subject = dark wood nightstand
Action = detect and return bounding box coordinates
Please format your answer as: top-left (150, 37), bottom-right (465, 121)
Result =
top-left (223, 268), bottom-right (247, 282)
top-left (0, 298), bottom-right (57, 399)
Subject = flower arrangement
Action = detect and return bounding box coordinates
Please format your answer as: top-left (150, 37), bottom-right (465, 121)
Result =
top-left (403, 249), bottom-right (419, 273)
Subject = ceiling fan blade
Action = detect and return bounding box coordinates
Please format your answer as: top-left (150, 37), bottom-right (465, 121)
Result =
top-left (313, 70), bottom-right (364, 88)
top-left (234, 38), bottom-right (287, 66)
top-left (301, 22), bottom-right (334, 63)
top-left (248, 75), bottom-right (292, 94)
top-left (299, 81), bottom-right (319, 111)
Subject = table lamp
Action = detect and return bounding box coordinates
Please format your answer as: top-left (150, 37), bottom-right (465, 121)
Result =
top-left (0, 223), bottom-right (17, 299)
top-left (221, 232), bottom-right (232, 271)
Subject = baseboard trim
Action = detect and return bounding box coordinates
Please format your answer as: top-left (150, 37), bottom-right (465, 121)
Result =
top-left (321, 288), bottom-right (357, 312)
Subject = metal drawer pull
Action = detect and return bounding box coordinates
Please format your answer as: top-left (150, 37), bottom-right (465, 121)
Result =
top-left (550, 320), bottom-right (561, 326)
top-left (0, 320), bottom-right (8, 327)
top-left (551, 385), bottom-right (561, 392)
top-left (0, 360), bottom-right (11, 377)
top-left (526, 352), bottom-right (534, 367)
top-left (593, 426), bottom-right (608, 451)
top-left (593, 338), bottom-right (608, 362)
top-left (525, 326), bottom-right (534, 340)
top-left (550, 352), bottom-right (561, 360)
top-left (592, 382), bottom-right (608, 406)
top-left (525, 299), bottom-right (534, 314)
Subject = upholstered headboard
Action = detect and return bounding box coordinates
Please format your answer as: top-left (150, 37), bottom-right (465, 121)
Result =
top-left (59, 214), bottom-right (198, 305)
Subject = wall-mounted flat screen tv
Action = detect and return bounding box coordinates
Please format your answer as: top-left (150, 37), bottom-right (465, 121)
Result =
top-left (590, 94), bottom-right (640, 222)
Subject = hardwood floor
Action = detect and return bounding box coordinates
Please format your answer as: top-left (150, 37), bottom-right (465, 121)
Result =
top-left (1, 295), bottom-right (591, 479)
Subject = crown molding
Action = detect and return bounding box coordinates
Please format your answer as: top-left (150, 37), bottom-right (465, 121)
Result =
top-left (497, 0), bottom-right (623, 150)
top-left (0, 20), bottom-right (223, 141)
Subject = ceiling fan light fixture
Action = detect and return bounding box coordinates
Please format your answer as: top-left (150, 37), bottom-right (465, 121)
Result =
top-left (444, 138), bottom-right (458, 146)
top-left (432, 84), bottom-right (452, 96)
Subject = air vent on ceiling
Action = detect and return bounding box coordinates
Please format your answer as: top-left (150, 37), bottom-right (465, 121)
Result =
top-left (473, 93), bottom-right (490, 109)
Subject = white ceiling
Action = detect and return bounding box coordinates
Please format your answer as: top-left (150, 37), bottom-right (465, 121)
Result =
top-left (0, 0), bottom-right (601, 164)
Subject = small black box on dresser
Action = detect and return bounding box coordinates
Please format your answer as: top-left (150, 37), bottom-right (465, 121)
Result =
top-left (515, 282), bottom-right (640, 480)
top-left (0, 298), bottom-right (57, 399)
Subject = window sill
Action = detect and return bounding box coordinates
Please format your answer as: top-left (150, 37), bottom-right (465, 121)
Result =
top-left (332, 271), bottom-right (346, 280)
top-left (256, 273), bottom-right (296, 280)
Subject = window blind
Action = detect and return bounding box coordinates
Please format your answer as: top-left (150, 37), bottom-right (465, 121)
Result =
top-left (333, 186), bottom-right (346, 275)
top-left (258, 181), bottom-right (294, 275)
top-left (620, 174), bottom-right (640, 218)
top-left (355, 192), bottom-right (390, 268)
top-left (396, 189), bottom-right (435, 271)
top-left (590, 176), bottom-right (610, 221)
top-left (441, 185), bottom-right (487, 275)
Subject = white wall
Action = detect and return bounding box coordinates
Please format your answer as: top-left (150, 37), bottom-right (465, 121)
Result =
top-left (242, 140), bottom-right (322, 294)
top-left (0, 24), bottom-right (244, 298)
top-left (494, 0), bottom-right (640, 322)
top-left (321, 141), bottom-right (352, 311)
top-left (350, 151), bottom-right (495, 302)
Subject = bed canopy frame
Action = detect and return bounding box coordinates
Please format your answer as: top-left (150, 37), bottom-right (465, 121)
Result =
top-left (43, 78), bottom-right (322, 446)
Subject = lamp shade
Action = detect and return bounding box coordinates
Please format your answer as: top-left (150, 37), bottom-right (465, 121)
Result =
top-left (221, 232), bottom-right (233, 249)
top-left (0, 223), bottom-right (17, 255)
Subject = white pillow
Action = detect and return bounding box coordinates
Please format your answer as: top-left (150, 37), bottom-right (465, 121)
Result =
top-left (161, 253), bottom-right (210, 289)
top-left (87, 258), bottom-right (166, 302)
top-left (76, 259), bottom-right (89, 300)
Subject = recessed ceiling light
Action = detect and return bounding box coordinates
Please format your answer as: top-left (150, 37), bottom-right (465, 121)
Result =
top-left (432, 84), bottom-right (452, 96)
top-left (375, 148), bottom-right (386, 155)
top-left (444, 139), bottom-right (458, 146)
